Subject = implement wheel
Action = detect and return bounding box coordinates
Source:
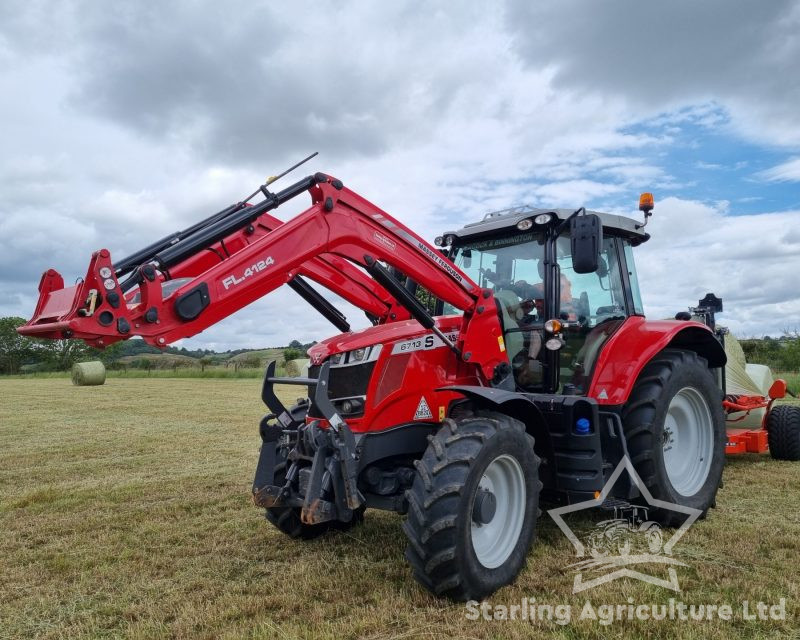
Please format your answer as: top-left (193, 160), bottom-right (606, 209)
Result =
top-left (767, 405), bottom-right (800, 461)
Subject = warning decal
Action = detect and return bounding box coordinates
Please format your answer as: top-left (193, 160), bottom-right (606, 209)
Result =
top-left (414, 396), bottom-right (433, 420)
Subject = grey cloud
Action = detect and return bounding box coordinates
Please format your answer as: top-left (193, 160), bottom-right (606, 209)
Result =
top-left (506, 1), bottom-right (800, 145)
top-left (5, 1), bottom-right (505, 167)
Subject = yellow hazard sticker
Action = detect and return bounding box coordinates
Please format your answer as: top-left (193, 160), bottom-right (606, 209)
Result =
top-left (439, 406), bottom-right (445, 421)
top-left (498, 335), bottom-right (506, 352)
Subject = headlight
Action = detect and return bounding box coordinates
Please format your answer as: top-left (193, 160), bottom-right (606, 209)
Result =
top-left (516, 218), bottom-right (533, 231)
top-left (350, 348), bottom-right (367, 362)
top-left (545, 337), bottom-right (563, 351)
top-left (339, 398), bottom-right (364, 415)
top-left (330, 353), bottom-right (343, 365)
top-left (534, 213), bottom-right (553, 225)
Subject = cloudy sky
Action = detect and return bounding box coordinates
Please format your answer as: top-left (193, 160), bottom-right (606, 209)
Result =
top-left (1, 1), bottom-right (799, 349)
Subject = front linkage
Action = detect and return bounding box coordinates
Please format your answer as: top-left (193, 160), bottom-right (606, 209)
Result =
top-left (252, 361), bottom-right (364, 526)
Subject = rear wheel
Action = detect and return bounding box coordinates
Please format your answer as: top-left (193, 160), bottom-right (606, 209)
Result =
top-left (265, 459), bottom-right (365, 539)
top-left (767, 405), bottom-right (800, 461)
top-left (403, 412), bottom-right (541, 600)
top-left (622, 349), bottom-right (725, 526)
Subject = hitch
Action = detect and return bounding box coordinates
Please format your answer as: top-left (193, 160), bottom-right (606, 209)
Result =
top-left (252, 361), bottom-right (364, 524)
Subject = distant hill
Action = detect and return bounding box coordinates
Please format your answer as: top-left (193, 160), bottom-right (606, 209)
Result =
top-left (117, 353), bottom-right (199, 368)
top-left (107, 338), bottom-right (314, 369)
top-left (226, 349), bottom-right (286, 366)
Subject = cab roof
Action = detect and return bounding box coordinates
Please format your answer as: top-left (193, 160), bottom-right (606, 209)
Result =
top-left (444, 205), bottom-right (649, 243)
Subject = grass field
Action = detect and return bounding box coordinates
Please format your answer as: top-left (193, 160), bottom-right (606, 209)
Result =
top-left (1, 378), bottom-right (799, 639)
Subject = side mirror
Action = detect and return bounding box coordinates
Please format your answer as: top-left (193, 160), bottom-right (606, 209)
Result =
top-left (462, 249), bottom-right (472, 269)
top-left (570, 213), bottom-right (601, 274)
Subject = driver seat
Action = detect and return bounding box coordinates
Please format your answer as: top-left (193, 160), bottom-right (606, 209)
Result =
top-left (494, 289), bottom-right (525, 364)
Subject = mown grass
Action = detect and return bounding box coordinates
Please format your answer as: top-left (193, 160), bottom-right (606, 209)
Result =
top-left (1, 378), bottom-right (799, 639)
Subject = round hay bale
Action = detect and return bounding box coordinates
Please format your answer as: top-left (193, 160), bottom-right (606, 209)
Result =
top-left (745, 363), bottom-right (774, 397)
top-left (71, 361), bottom-right (106, 386)
top-left (285, 358), bottom-right (310, 378)
top-left (723, 334), bottom-right (775, 428)
top-left (724, 333), bottom-right (762, 396)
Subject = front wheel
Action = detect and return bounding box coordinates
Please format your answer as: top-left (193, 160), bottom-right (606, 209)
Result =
top-left (622, 349), bottom-right (726, 526)
top-left (402, 412), bottom-right (541, 600)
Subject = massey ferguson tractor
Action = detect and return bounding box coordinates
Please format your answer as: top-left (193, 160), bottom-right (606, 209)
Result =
top-left (20, 167), bottom-right (744, 600)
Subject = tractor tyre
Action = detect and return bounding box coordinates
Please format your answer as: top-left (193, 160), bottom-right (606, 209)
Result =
top-left (621, 349), bottom-right (726, 527)
top-left (264, 459), bottom-right (365, 540)
top-left (402, 412), bottom-right (541, 601)
top-left (767, 405), bottom-right (800, 461)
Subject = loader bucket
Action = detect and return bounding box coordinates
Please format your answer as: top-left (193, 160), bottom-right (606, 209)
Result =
top-left (17, 249), bottom-right (127, 347)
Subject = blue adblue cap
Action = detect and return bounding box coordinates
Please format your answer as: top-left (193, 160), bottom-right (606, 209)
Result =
top-left (575, 418), bottom-right (591, 434)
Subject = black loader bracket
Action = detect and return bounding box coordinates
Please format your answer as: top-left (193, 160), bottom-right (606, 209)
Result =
top-left (252, 361), bottom-right (365, 524)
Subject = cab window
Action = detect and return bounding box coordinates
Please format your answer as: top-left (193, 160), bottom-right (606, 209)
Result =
top-left (623, 241), bottom-right (645, 315)
top-left (556, 235), bottom-right (627, 393)
top-left (448, 233), bottom-right (547, 389)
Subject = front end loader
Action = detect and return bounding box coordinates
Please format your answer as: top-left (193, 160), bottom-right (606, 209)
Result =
top-left (21, 171), bottom-right (741, 600)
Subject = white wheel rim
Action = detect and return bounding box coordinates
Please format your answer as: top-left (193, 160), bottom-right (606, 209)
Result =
top-left (470, 454), bottom-right (526, 569)
top-left (662, 386), bottom-right (714, 497)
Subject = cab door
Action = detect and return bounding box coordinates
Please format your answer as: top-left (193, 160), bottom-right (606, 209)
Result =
top-left (555, 235), bottom-right (630, 393)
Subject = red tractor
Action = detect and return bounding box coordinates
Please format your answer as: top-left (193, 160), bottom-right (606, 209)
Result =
top-left (20, 171), bottom-right (740, 600)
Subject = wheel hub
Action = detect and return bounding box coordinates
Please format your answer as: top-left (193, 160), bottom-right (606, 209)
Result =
top-left (472, 488), bottom-right (497, 525)
top-left (662, 426), bottom-right (674, 449)
top-left (662, 386), bottom-right (714, 497)
top-left (470, 454), bottom-right (527, 569)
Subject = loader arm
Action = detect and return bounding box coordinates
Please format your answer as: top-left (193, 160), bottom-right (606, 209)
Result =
top-left (162, 207), bottom-right (406, 324)
top-left (19, 173), bottom-right (508, 379)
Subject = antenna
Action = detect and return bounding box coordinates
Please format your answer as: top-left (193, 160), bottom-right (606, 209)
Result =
top-left (243, 152), bottom-right (319, 203)
top-left (265, 151), bottom-right (318, 186)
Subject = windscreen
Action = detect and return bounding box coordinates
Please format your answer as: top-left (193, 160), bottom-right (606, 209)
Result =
top-left (447, 232), bottom-right (546, 302)
top-left (446, 232), bottom-right (547, 389)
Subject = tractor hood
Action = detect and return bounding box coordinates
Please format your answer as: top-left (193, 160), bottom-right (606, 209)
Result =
top-left (307, 315), bottom-right (463, 365)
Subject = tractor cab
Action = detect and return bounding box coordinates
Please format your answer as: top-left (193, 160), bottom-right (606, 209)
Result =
top-left (440, 204), bottom-right (649, 395)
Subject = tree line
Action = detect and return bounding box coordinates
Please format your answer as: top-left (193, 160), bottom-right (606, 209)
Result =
top-left (739, 335), bottom-right (800, 372)
top-left (0, 316), bottom-right (313, 375)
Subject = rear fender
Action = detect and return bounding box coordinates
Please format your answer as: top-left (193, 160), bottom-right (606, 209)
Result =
top-left (587, 317), bottom-right (726, 406)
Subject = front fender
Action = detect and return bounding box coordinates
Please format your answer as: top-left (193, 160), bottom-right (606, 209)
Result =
top-left (587, 316), bottom-right (726, 405)
top-left (440, 385), bottom-right (545, 424)
top-left (438, 385), bottom-right (551, 452)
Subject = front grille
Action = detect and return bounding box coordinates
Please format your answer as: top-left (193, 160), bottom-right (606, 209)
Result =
top-left (308, 362), bottom-right (376, 417)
